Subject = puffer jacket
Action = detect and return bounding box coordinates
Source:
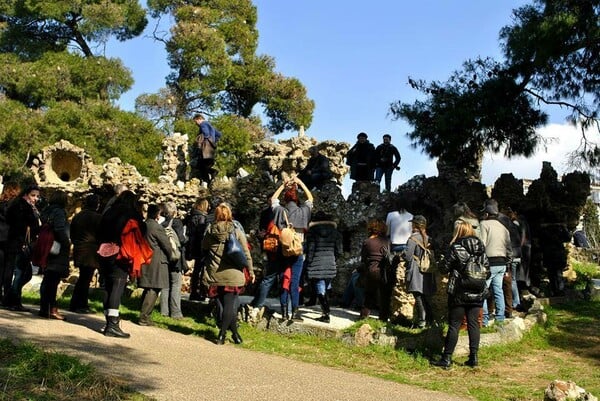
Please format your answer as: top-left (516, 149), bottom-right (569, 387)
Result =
top-left (201, 221), bottom-right (254, 287)
top-left (304, 220), bottom-right (342, 280)
top-left (446, 235), bottom-right (490, 305)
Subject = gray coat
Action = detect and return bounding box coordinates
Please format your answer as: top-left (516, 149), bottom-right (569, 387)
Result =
top-left (138, 219), bottom-right (172, 289)
top-left (404, 232), bottom-right (437, 296)
top-left (305, 221), bottom-right (342, 280)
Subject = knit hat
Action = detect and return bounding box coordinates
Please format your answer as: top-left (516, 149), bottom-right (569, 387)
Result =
top-left (409, 215), bottom-right (427, 226)
top-left (481, 199), bottom-right (499, 215)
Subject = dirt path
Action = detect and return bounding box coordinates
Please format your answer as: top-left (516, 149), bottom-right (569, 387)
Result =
top-left (0, 307), bottom-right (475, 401)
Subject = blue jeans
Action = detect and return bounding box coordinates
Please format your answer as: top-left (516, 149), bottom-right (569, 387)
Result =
top-left (251, 271), bottom-right (278, 309)
top-left (7, 252), bottom-right (32, 306)
top-left (511, 260), bottom-right (521, 308)
top-left (280, 254), bottom-right (304, 308)
top-left (391, 244), bottom-right (407, 253)
top-left (341, 271), bottom-right (364, 308)
top-left (313, 279), bottom-right (330, 296)
top-left (375, 167), bottom-right (394, 192)
top-left (483, 264), bottom-right (506, 325)
top-left (160, 271), bottom-right (183, 318)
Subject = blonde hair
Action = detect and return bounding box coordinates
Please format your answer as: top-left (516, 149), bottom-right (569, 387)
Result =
top-left (194, 198), bottom-right (209, 213)
top-left (450, 220), bottom-right (475, 244)
top-left (411, 220), bottom-right (428, 243)
top-left (214, 203), bottom-right (233, 222)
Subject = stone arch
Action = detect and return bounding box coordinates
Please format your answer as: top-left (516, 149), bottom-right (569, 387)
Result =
top-left (45, 149), bottom-right (83, 183)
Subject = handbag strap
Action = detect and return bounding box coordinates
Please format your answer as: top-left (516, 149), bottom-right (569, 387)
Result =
top-left (283, 210), bottom-right (293, 229)
top-left (410, 235), bottom-right (429, 262)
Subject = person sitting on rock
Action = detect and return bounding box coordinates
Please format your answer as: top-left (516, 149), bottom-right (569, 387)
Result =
top-left (298, 146), bottom-right (333, 190)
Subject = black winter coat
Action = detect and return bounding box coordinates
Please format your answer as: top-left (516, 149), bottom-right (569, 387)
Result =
top-left (6, 197), bottom-right (40, 253)
top-left (41, 204), bottom-right (70, 277)
top-left (305, 221), bottom-right (342, 280)
top-left (70, 208), bottom-right (101, 269)
top-left (446, 236), bottom-right (490, 306)
top-left (185, 209), bottom-right (210, 260)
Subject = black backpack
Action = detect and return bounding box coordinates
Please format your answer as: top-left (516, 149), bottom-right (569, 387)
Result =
top-left (459, 254), bottom-right (490, 293)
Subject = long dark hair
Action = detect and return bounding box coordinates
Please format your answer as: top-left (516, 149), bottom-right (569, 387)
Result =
top-left (48, 190), bottom-right (68, 208)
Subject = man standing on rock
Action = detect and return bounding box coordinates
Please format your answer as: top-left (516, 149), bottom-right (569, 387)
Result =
top-left (191, 114), bottom-right (221, 184)
top-left (345, 132), bottom-right (375, 183)
top-left (374, 134), bottom-right (401, 192)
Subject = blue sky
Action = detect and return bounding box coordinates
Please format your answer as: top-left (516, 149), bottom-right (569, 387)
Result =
top-left (109, 1), bottom-right (585, 192)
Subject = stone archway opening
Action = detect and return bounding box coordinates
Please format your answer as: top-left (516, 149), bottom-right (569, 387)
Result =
top-left (45, 149), bottom-right (83, 183)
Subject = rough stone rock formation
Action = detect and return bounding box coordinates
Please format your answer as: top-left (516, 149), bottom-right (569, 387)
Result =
top-left (29, 140), bottom-right (206, 215)
top-left (27, 137), bottom-right (591, 324)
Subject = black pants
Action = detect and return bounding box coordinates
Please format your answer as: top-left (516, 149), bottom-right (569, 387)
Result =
top-left (39, 270), bottom-right (62, 314)
top-left (413, 293), bottom-right (433, 326)
top-left (215, 290), bottom-right (240, 336)
top-left (101, 260), bottom-right (129, 313)
top-left (189, 257), bottom-right (206, 300)
top-left (70, 265), bottom-right (96, 310)
top-left (444, 303), bottom-right (481, 356)
top-left (194, 158), bottom-right (216, 184)
top-left (0, 245), bottom-right (10, 301)
top-left (140, 288), bottom-right (161, 321)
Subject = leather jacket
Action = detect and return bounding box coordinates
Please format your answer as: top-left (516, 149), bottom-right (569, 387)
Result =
top-left (446, 235), bottom-right (490, 305)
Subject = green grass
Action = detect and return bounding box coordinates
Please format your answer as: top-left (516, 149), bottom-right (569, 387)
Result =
top-left (0, 339), bottom-right (153, 401)
top-left (570, 259), bottom-right (600, 291)
top-left (14, 285), bottom-right (600, 401)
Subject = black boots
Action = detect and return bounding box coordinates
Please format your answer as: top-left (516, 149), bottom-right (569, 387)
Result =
top-left (216, 332), bottom-right (226, 345)
top-left (316, 314), bottom-right (330, 323)
top-left (104, 316), bottom-right (130, 338)
top-left (465, 353), bottom-right (478, 367)
top-left (431, 354), bottom-right (452, 369)
top-left (317, 294), bottom-right (330, 323)
top-left (232, 332), bottom-right (243, 344)
top-left (280, 304), bottom-right (289, 321)
top-left (280, 305), bottom-right (303, 322)
top-left (291, 307), bottom-right (303, 322)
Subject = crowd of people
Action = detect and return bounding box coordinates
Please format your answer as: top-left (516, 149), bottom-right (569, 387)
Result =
top-left (0, 126), bottom-right (581, 364)
top-left (0, 181), bottom-right (257, 343)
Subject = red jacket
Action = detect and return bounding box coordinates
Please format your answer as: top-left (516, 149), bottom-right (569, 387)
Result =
top-left (118, 219), bottom-right (153, 278)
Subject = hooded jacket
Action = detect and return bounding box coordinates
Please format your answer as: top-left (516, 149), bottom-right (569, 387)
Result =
top-left (201, 221), bottom-right (254, 287)
top-left (304, 220), bottom-right (343, 280)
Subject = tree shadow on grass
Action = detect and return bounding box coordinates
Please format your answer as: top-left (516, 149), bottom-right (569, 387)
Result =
top-left (545, 300), bottom-right (600, 364)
